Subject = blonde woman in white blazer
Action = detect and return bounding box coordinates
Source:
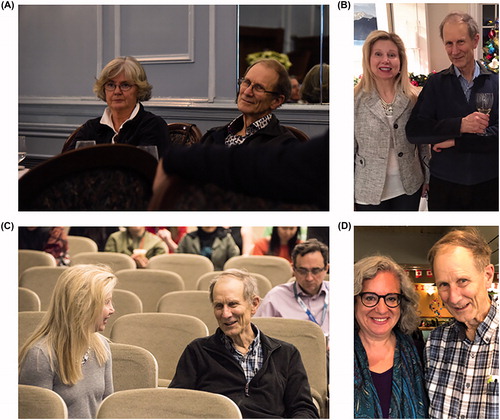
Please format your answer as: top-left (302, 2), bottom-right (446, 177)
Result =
top-left (354, 31), bottom-right (430, 210)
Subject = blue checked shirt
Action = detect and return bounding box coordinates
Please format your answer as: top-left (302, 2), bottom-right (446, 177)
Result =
top-left (222, 326), bottom-right (263, 383)
top-left (424, 301), bottom-right (499, 419)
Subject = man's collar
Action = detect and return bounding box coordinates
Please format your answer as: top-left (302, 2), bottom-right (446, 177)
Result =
top-left (227, 113), bottom-right (272, 135)
top-left (453, 61), bottom-right (481, 80)
top-left (294, 280), bottom-right (329, 297)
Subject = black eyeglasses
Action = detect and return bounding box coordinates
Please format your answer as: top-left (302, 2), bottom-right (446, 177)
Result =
top-left (104, 82), bottom-right (135, 92)
top-left (294, 266), bottom-right (326, 276)
top-left (358, 292), bottom-right (403, 308)
top-left (238, 78), bottom-right (280, 95)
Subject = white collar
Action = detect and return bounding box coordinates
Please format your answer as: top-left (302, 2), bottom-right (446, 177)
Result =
top-left (100, 103), bottom-right (140, 137)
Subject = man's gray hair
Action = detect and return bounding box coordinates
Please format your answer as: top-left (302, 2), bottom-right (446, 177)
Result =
top-left (439, 11), bottom-right (479, 40)
top-left (209, 268), bottom-right (259, 304)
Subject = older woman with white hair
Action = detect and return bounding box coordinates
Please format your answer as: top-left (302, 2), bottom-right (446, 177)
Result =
top-left (354, 255), bottom-right (428, 418)
top-left (19, 265), bottom-right (117, 418)
top-left (65, 56), bottom-right (170, 155)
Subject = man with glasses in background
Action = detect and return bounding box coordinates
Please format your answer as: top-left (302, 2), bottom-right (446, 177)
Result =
top-left (425, 228), bottom-right (499, 419)
top-left (201, 59), bottom-right (300, 146)
top-left (255, 239), bottom-right (329, 336)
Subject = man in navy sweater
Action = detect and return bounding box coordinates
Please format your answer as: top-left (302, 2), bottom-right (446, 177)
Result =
top-left (406, 12), bottom-right (498, 211)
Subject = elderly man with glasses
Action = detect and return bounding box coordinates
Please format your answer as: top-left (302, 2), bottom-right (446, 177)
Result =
top-left (201, 59), bottom-right (301, 147)
top-left (254, 239), bottom-right (329, 336)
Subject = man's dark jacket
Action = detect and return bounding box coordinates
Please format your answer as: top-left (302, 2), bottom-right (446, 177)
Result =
top-left (201, 114), bottom-right (300, 146)
top-left (169, 327), bottom-right (319, 419)
top-left (406, 63), bottom-right (498, 185)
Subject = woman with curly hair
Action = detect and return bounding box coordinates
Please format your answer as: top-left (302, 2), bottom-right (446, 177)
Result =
top-left (354, 255), bottom-right (428, 418)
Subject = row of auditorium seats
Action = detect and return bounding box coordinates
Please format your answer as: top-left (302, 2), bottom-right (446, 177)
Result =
top-left (20, 385), bottom-right (244, 419)
top-left (19, 313), bottom-right (327, 418)
top-left (19, 248), bottom-right (294, 288)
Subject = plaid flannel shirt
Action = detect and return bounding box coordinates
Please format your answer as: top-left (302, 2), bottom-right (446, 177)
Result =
top-left (425, 301), bottom-right (499, 419)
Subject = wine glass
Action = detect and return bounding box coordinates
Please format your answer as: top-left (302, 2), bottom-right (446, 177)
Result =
top-left (138, 145), bottom-right (159, 160)
top-left (476, 93), bottom-right (494, 136)
top-left (18, 136), bottom-right (27, 169)
top-left (75, 140), bottom-right (96, 149)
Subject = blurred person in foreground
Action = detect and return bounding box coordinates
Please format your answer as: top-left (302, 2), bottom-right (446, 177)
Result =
top-left (425, 228), bottom-right (498, 419)
top-left (169, 269), bottom-right (319, 418)
top-left (354, 255), bottom-right (428, 418)
top-left (152, 130), bottom-right (329, 210)
top-left (65, 56), bottom-right (170, 156)
top-left (19, 265), bottom-right (116, 419)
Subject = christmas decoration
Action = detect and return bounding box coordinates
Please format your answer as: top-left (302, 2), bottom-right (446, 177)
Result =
top-left (481, 18), bottom-right (499, 73)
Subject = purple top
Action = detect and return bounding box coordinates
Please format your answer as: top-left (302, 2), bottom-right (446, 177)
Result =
top-left (370, 367), bottom-right (393, 418)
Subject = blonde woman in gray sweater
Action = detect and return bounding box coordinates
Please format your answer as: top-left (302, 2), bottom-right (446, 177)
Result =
top-left (19, 265), bottom-right (116, 418)
top-left (354, 30), bottom-right (430, 211)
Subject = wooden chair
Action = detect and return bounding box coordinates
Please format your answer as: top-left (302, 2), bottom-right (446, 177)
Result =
top-left (19, 144), bottom-right (157, 211)
top-left (109, 342), bottom-right (158, 391)
top-left (224, 255), bottom-right (293, 287)
top-left (196, 271), bottom-right (273, 298)
top-left (97, 388), bottom-right (242, 419)
top-left (67, 235), bottom-right (98, 256)
top-left (19, 384), bottom-right (68, 419)
top-left (157, 290), bottom-right (218, 334)
top-left (147, 254), bottom-right (214, 290)
top-left (115, 269), bottom-right (184, 312)
top-left (19, 267), bottom-right (67, 310)
top-left (18, 250), bottom-right (57, 280)
top-left (252, 317), bottom-right (328, 417)
top-left (110, 313), bottom-right (208, 387)
top-left (168, 122), bottom-right (203, 146)
top-left (70, 252), bottom-right (136, 272)
top-left (18, 287), bottom-right (41, 312)
top-left (283, 125), bottom-right (310, 142)
top-left (101, 289), bottom-right (143, 338)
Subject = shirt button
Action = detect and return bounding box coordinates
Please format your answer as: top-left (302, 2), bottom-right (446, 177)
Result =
top-left (398, 152), bottom-right (404, 157)
top-left (393, 123), bottom-right (398, 129)
top-left (466, 383), bottom-right (471, 388)
top-left (471, 353), bottom-right (475, 358)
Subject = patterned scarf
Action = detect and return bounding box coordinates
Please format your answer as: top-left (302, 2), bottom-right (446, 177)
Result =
top-left (354, 328), bottom-right (429, 418)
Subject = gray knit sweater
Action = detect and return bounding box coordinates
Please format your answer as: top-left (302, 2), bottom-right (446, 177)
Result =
top-left (19, 334), bottom-right (113, 418)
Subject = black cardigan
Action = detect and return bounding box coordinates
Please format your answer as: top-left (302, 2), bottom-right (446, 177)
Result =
top-left (169, 327), bottom-right (319, 419)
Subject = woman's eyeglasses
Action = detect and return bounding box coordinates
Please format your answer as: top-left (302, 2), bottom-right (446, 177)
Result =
top-left (104, 82), bottom-right (134, 92)
top-left (358, 292), bottom-right (402, 308)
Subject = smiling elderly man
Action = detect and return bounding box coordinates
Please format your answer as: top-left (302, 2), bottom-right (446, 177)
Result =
top-left (406, 12), bottom-right (499, 211)
top-left (169, 269), bottom-right (319, 418)
top-left (201, 59), bottom-right (301, 146)
top-left (425, 228), bottom-right (499, 419)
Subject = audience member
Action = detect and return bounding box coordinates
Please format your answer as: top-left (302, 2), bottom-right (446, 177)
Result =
top-left (354, 30), bottom-right (429, 211)
top-left (104, 227), bottom-right (167, 268)
top-left (145, 227), bottom-right (187, 253)
top-left (255, 239), bottom-right (329, 335)
top-left (354, 256), bottom-right (428, 418)
top-left (425, 228), bottom-right (498, 418)
top-left (19, 265), bottom-right (116, 419)
top-left (201, 59), bottom-right (300, 146)
top-left (406, 12), bottom-right (499, 211)
top-left (288, 75), bottom-right (301, 103)
top-left (169, 269), bottom-right (319, 418)
top-left (226, 227), bottom-right (255, 255)
top-left (176, 227), bottom-right (240, 270)
top-left (300, 64), bottom-right (329, 104)
top-left (64, 56), bottom-right (170, 157)
top-left (153, 130), bottom-right (329, 210)
top-left (19, 227), bottom-right (70, 266)
top-left (251, 226), bottom-right (301, 263)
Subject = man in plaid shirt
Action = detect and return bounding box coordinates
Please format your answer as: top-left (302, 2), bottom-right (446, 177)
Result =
top-left (425, 228), bottom-right (499, 419)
